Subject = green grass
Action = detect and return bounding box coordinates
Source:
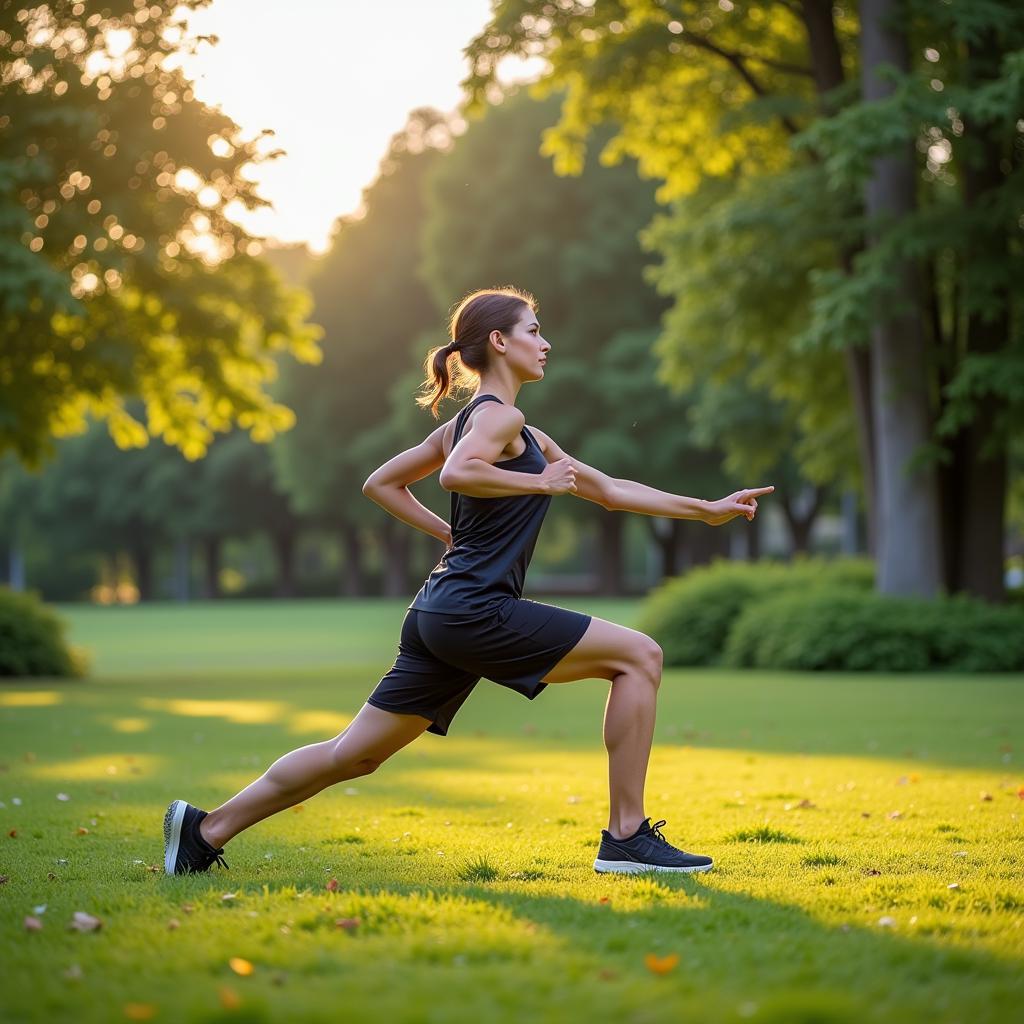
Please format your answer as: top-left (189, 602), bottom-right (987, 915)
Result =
top-left (1, 597), bottom-right (1022, 1023)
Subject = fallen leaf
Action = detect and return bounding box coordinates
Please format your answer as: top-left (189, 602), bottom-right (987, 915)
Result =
top-left (886, 811), bottom-right (903, 820)
top-left (167, 918), bottom-right (180, 930)
top-left (335, 917), bottom-right (360, 932)
top-left (860, 812), bottom-right (871, 818)
top-left (598, 896), bottom-right (611, 904)
top-left (980, 792), bottom-right (993, 802)
top-left (8, 829), bottom-right (17, 838)
top-left (123, 1003), bottom-right (156, 1020)
top-left (47, 872), bottom-right (57, 880)
top-left (228, 957), bottom-right (253, 976)
top-left (218, 987), bottom-right (241, 1010)
top-left (325, 878), bottom-right (339, 892)
top-left (644, 953), bottom-right (679, 975)
top-left (24, 915), bottom-right (43, 931)
top-left (0, 875), bottom-right (9, 884)
top-left (69, 911), bottom-right (102, 932)
top-left (877, 916), bottom-right (896, 927)
top-left (180, 903), bottom-right (195, 914)
top-left (76, 827), bottom-right (90, 835)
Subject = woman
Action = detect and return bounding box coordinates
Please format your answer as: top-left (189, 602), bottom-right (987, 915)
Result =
top-left (164, 286), bottom-right (773, 877)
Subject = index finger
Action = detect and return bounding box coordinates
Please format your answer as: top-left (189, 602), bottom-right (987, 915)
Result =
top-left (746, 486), bottom-right (775, 496)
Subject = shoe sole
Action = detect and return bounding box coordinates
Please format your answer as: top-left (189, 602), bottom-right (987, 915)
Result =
top-left (593, 858), bottom-right (713, 874)
top-left (163, 799), bottom-right (187, 875)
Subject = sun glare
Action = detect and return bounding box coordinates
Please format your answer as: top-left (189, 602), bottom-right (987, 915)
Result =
top-left (172, 0), bottom-right (542, 253)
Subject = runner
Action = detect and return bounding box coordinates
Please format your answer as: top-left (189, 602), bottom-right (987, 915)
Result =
top-left (164, 286), bottom-right (773, 876)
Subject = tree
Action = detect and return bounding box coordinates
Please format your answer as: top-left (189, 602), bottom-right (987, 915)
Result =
top-left (464, 0), bottom-right (1024, 600)
top-left (1, 0), bottom-right (321, 468)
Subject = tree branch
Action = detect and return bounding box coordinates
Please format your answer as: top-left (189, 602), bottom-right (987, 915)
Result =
top-left (682, 31), bottom-right (802, 135)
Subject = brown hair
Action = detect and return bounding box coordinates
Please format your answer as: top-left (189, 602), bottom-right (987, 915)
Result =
top-left (415, 286), bottom-right (538, 418)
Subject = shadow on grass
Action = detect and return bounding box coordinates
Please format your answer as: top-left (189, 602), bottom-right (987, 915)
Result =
top-left (175, 867), bottom-right (1021, 1024)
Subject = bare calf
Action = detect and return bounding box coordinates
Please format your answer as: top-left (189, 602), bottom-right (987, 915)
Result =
top-left (540, 617), bottom-right (664, 839)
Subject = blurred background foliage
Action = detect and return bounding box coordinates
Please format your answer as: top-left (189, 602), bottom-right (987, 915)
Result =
top-left (0, 0), bottom-right (1021, 608)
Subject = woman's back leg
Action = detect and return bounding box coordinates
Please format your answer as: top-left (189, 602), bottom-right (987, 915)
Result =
top-left (199, 704), bottom-right (431, 848)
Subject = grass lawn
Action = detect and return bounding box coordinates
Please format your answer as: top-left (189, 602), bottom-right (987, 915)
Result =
top-left (1, 597), bottom-right (1022, 1023)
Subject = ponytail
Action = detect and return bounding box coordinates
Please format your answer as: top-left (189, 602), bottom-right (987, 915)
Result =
top-left (415, 286), bottom-right (537, 418)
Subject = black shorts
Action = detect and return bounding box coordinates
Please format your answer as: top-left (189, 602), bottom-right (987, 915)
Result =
top-left (366, 598), bottom-right (592, 736)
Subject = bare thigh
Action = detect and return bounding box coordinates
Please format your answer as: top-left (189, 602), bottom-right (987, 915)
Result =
top-left (330, 702), bottom-right (433, 773)
top-left (540, 616), bottom-right (661, 684)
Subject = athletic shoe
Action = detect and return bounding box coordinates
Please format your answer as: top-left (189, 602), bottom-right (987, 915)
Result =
top-left (593, 817), bottom-right (713, 874)
top-left (163, 799), bottom-right (230, 875)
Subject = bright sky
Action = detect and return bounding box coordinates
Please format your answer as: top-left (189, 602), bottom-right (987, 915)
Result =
top-left (177, 0), bottom-right (542, 253)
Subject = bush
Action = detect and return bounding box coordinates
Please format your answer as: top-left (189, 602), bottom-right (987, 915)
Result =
top-left (0, 587), bottom-right (88, 678)
top-left (722, 587), bottom-right (1024, 672)
top-left (635, 555), bottom-right (875, 667)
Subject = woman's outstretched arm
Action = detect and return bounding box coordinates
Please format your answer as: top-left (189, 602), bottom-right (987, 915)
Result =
top-left (529, 426), bottom-right (774, 525)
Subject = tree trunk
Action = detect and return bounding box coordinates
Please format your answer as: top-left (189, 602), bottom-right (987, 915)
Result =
top-left (201, 537), bottom-right (221, 599)
top-left (801, 0), bottom-right (879, 558)
top-left (748, 508), bottom-right (761, 560)
top-left (132, 545), bottom-right (153, 602)
top-left (686, 520), bottom-right (731, 569)
top-left (271, 531), bottom-right (296, 598)
top-left (780, 483), bottom-right (826, 555)
top-left (645, 517), bottom-right (685, 579)
top-left (939, 29), bottom-right (1010, 603)
top-left (380, 518), bottom-right (410, 597)
top-left (173, 537), bottom-right (190, 602)
top-left (340, 522), bottom-right (366, 597)
top-left (860, 0), bottom-right (943, 597)
top-left (595, 509), bottom-right (625, 595)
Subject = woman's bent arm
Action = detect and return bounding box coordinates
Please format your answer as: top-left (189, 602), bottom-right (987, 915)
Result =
top-left (440, 460), bottom-right (546, 498)
top-left (362, 484), bottom-right (452, 546)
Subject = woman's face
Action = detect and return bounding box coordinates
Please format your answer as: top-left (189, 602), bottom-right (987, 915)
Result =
top-left (495, 306), bottom-right (550, 380)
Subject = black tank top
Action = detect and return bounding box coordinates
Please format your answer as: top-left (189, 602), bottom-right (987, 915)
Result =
top-left (409, 394), bottom-right (551, 617)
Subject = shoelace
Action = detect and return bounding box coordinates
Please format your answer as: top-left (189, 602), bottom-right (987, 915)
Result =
top-left (208, 849), bottom-right (229, 870)
top-left (644, 819), bottom-right (670, 844)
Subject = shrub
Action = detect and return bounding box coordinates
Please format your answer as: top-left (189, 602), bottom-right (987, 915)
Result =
top-left (635, 555), bottom-right (875, 667)
top-left (0, 587), bottom-right (88, 678)
top-left (722, 587), bottom-right (1024, 672)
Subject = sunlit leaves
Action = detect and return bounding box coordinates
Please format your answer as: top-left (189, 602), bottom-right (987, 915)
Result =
top-left (0, 2), bottom-right (322, 467)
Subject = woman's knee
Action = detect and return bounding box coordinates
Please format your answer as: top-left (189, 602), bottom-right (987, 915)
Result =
top-left (327, 741), bottom-right (385, 780)
top-left (631, 636), bottom-right (663, 688)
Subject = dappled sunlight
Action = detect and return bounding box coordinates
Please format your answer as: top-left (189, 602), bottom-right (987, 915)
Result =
top-left (137, 696), bottom-right (290, 725)
top-left (0, 689), bottom-right (64, 708)
top-left (108, 716), bottom-right (152, 733)
top-left (32, 752), bottom-right (163, 781)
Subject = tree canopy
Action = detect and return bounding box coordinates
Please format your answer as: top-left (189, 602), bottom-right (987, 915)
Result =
top-left (1, 0), bottom-right (321, 467)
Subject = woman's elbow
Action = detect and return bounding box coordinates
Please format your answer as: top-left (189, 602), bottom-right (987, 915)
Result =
top-left (438, 468), bottom-right (459, 492)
